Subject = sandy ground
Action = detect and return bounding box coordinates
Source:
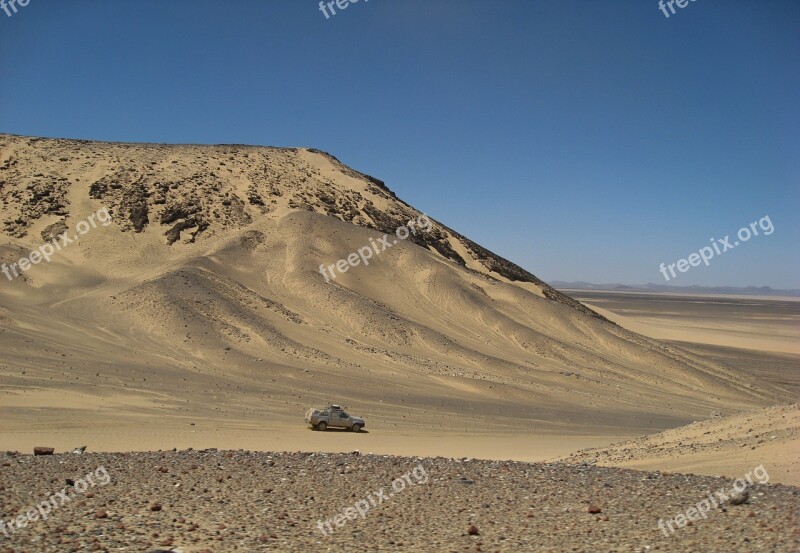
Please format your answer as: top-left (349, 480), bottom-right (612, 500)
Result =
top-left (0, 425), bottom-right (621, 467)
top-left (1, 450), bottom-right (797, 552)
top-left (558, 290), bottom-right (800, 485)
top-left (561, 403), bottom-right (800, 486)
top-left (667, 341), bottom-right (800, 400)
top-left (566, 289), bottom-right (800, 355)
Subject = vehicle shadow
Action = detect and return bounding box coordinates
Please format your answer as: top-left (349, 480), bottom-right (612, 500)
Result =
top-left (309, 428), bottom-right (370, 434)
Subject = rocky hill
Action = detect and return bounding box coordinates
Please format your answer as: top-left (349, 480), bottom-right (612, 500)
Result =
top-left (0, 134), bottom-right (788, 445)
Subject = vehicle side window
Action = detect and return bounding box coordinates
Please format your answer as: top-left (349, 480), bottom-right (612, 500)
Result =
top-left (341, 412), bottom-right (349, 418)
top-left (322, 411), bottom-right (329, 416)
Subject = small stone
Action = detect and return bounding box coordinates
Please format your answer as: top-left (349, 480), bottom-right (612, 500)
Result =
top-left (95, 510), bottom-right (108, 519)
top-left (588, 505), bottom-right (602, 514)
top-left (467, 524), bottom-right (480, 536)
top-left (729, 491), bottom-right (749, 505)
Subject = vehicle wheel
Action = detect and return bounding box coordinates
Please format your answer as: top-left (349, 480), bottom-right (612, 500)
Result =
top-left (352, 424), bottom-right (362, 433)
top-left (317, 422), bottom-right (327, 432)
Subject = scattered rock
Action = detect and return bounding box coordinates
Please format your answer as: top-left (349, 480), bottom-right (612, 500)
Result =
top-left (729, 491), bottom-right (750, 505)
top-left (0, 449), bottom-right (794, 550)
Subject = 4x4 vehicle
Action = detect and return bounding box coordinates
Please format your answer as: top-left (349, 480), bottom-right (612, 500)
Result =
top-left (305, 404), bottom-right (365, 432)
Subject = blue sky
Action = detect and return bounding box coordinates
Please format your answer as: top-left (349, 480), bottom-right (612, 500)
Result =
top-left (1, 0), bottom-right (798, 287)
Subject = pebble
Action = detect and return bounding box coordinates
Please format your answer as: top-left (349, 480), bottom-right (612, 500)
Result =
top-left (0, 450), bottom-right (795, 551)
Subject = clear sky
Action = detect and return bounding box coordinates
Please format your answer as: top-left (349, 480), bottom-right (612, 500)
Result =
top-left (1, 0), bottom-right (798, 288)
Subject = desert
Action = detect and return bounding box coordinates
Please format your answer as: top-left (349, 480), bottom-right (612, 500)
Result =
top-left (2, 2), bottom-right (798, 551)
top-left (0, 134), bottom-right (797, 552)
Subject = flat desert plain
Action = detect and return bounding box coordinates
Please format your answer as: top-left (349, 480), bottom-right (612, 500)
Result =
top-left (563, 289), bottom-right (800, 396)
top-left (559, 289), bottom-right (800, 483)
top-left (563, 290), bottom-right (800, 355)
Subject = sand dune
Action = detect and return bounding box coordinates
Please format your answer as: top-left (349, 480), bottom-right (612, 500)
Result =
top-left (0, 134), bottom-right (792, 466)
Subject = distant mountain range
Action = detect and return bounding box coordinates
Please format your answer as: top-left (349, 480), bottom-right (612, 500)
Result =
top-left (551, 281), bottom-right (800, 297)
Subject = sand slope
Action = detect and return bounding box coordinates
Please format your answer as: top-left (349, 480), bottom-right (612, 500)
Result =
top-left (0, 134), bottom-right (791, 459)
top-left (561, 403), bottom-right (800, 486)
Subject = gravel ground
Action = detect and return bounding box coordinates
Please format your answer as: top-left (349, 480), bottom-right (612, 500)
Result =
top-left (0, 450), bottom-right (797, 552)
